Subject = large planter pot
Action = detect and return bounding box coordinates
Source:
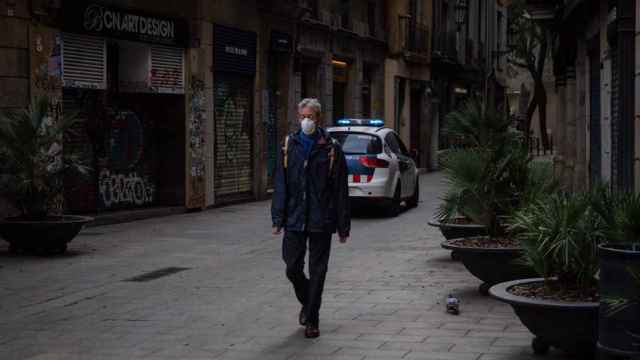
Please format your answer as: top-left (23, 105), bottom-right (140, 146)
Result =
top-left (428, 218), bottom-right (488, 240)
top-left (0, 215), bottom-right (93, 254)
top-left (490, 278), bottom-right (599, 357)
top-left (598, 243), bottom-right (640, 358)
top-left (428, 218), bottom-right (488, 261)
top-left (441, 237), bottom-right (536, 294)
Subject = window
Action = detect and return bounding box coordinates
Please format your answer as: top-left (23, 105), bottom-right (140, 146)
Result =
top-left (339, 0), bottom-right (351, 29)
top-left (385, 133), bottom-right (402, 155)
top-left (497, 11), bottom-right (503, 51)
top-left (333, 133), bottom-right (382, 155)
top-left (367, 1), bottom-right (376, 36)
top-left (304, 0), bottom-right (319, 19)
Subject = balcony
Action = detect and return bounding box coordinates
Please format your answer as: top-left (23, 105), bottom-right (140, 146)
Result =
top-left (257, 0), bottom-right (309, 18)
top-left (399, 16), bottom-right (430, 64)
top-left (432, 31), bottom-right (458, 64)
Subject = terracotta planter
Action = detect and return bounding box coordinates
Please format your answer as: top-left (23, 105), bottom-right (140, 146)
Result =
top-left (441, 237), bottom-right (535, 294)
top-left (0, 215), bottom-right (93, 254)
top-left (490, 278), bottom-right (599, 357)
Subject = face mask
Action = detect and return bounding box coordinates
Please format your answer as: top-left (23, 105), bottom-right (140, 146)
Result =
top-left (301, 117), bottom-right (316, 135)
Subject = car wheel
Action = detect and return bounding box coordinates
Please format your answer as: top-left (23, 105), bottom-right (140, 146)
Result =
top-left (387, 185), bottom-right (402, 217)
top-left (408, 176), bottom-right (419, 208)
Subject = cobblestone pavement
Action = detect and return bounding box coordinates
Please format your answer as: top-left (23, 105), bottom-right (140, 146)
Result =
top-left (0, 172), bottom-right (574, 360)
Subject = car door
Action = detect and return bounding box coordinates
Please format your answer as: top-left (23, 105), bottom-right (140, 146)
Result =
top-left (385, 132), bottom-right (412, 198)
top-left (392, 133), bottom-right (416, 198)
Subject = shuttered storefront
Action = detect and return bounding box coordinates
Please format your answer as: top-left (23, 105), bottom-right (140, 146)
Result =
top-left (214, 74), bottom-right (253, 197)
top-left (213, 25), bottom-right (257, 200)
top-left (60, 3), bottom-right (188, 212)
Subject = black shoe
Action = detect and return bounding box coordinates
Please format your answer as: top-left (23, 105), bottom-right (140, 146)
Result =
top-left (298, 307), bottom-right (307, 326)
top-left (304, 324), bottom-right (320, 338)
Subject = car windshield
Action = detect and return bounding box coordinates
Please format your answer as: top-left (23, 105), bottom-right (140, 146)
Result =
top-left (331, 132), bottom-right (382, 155)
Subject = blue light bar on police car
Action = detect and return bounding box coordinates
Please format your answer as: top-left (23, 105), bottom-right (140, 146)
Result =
top-left (336, 119), bottom-right (385, 127)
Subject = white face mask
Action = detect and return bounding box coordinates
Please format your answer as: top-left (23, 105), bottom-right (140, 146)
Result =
top-left (301, 117), bottom-right (316, 135)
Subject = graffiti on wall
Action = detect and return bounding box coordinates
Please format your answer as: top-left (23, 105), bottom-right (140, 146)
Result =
top-left (188, 77), bottom-right (206, 207)
top-left (97, 108), bottom-right (155, 210)
top-left (98, 169), bottom-right (155, 208)
top-left (108, 110), bottom-right (145, 170)
top-left (33, 33), bottom-right (63, 95)
top-left (214, 78), bottom-right (253, 195)
top-left (219, 89), bottom-right (250, 164)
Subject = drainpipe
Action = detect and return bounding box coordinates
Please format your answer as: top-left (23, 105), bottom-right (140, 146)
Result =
top-left (617, 0), bottom-right (635, 191)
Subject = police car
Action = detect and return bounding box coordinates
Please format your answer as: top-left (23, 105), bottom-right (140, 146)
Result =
top-left (327, 119), bottom-right (419, 216)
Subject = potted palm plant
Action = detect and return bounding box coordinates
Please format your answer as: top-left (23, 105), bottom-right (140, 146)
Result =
top-left (0, 96), bottom-right (92, 254)
top-left (431, 99), bottom-right (538, 293)
top-left (490, 192), bottom-right (600, 357)
top-left (590, 187), bottom-right (640, 358)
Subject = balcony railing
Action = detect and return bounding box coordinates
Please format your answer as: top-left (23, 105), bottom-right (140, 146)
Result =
top-left (399, 16), bottom-right (429, 62)
top-left (432, 30), bottom-right (458, 62)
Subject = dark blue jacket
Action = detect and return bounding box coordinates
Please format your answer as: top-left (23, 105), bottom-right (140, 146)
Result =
top-left (271, 128), bottom-right (351, 237)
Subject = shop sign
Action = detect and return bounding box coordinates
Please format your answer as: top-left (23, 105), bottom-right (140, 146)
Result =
top-left (214, 25), bottom-right (257, 75)
top-left (63, 2), bottom-right (188, 47)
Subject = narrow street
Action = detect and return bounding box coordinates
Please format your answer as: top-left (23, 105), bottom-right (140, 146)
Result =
top-left (0, 173), bottom-right (569, 360)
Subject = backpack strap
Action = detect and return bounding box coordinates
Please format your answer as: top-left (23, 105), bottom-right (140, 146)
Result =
top-left (328, 138), bottom-right (337, 175)
top-left (282, 135), bottom-right (290, 169)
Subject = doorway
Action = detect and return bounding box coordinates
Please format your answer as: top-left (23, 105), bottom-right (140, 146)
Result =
top-left (410, 85), bottom-right (423, 165)
top-left (333, 59), bottom-right (348, 122)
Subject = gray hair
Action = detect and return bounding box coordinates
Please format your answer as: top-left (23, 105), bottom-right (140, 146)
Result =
top-left (298, 98), bottom-right (322, 115)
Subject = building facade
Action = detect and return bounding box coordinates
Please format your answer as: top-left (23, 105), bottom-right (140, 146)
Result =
top-left (526, 0), bottom-right (637, 192)
top-left (0, 0), bottom-right (388, 217)
top-left (384, 0), bottom-right (434, 169)
top-left (431, 0), bottom-right (509, 151)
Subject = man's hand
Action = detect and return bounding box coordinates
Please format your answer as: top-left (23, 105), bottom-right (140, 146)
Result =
top-left (339, 236), bottom-right (348, 243)
top-left (272, 227), bottom-right (283, 235)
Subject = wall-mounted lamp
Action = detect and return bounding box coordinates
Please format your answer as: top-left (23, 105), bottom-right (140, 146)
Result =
top-left (332, 59), bottom-right (348, 67)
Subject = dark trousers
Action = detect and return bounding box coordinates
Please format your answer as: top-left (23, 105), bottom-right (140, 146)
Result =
top-left (282, 231), bottom-right (332, 326)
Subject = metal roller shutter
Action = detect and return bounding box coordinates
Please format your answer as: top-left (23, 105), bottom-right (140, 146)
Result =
top-left (62, 33), bottom-right (107, 89)
top-left (214, 74), bottom-right (254, 198)
top-left (150, 45), bottom-right (184, 94)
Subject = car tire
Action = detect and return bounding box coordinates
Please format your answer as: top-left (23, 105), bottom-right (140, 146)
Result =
top-left (408, 176), bottom-right (419, 208)
top-left (387, 185), bottom-right (402, 217)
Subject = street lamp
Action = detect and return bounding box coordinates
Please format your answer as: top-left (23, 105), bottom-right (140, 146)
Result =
top-left (455, 0), bottom-right (468, 31)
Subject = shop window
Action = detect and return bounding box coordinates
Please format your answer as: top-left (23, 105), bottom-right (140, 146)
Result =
top-left (62, 33), bottom-right (107, 89)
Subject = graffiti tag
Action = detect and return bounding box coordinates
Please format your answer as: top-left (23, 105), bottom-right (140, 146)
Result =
top-left (98, 169), bottom-right (155, 208)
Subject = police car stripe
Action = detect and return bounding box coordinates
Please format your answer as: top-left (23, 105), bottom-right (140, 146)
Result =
top-left (349, 174), bottom-right (373, 183)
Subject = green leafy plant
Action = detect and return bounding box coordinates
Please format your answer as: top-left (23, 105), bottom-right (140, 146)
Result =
top-left (602, 265), bottom-right (640, 317)
top-left (590, 185), bottom-right (640, 247)
top-left (437, 98), bottom-right (532, 235)
top-left (590, 186), bottom-right (640, 339)
top-left (510, 192), bottom-right (602, 293)
top-left (0, 96), bottom-right (90, 220)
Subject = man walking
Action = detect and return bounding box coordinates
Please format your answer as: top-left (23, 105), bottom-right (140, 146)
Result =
top-left (271, 98), bottom-right (350, 338)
